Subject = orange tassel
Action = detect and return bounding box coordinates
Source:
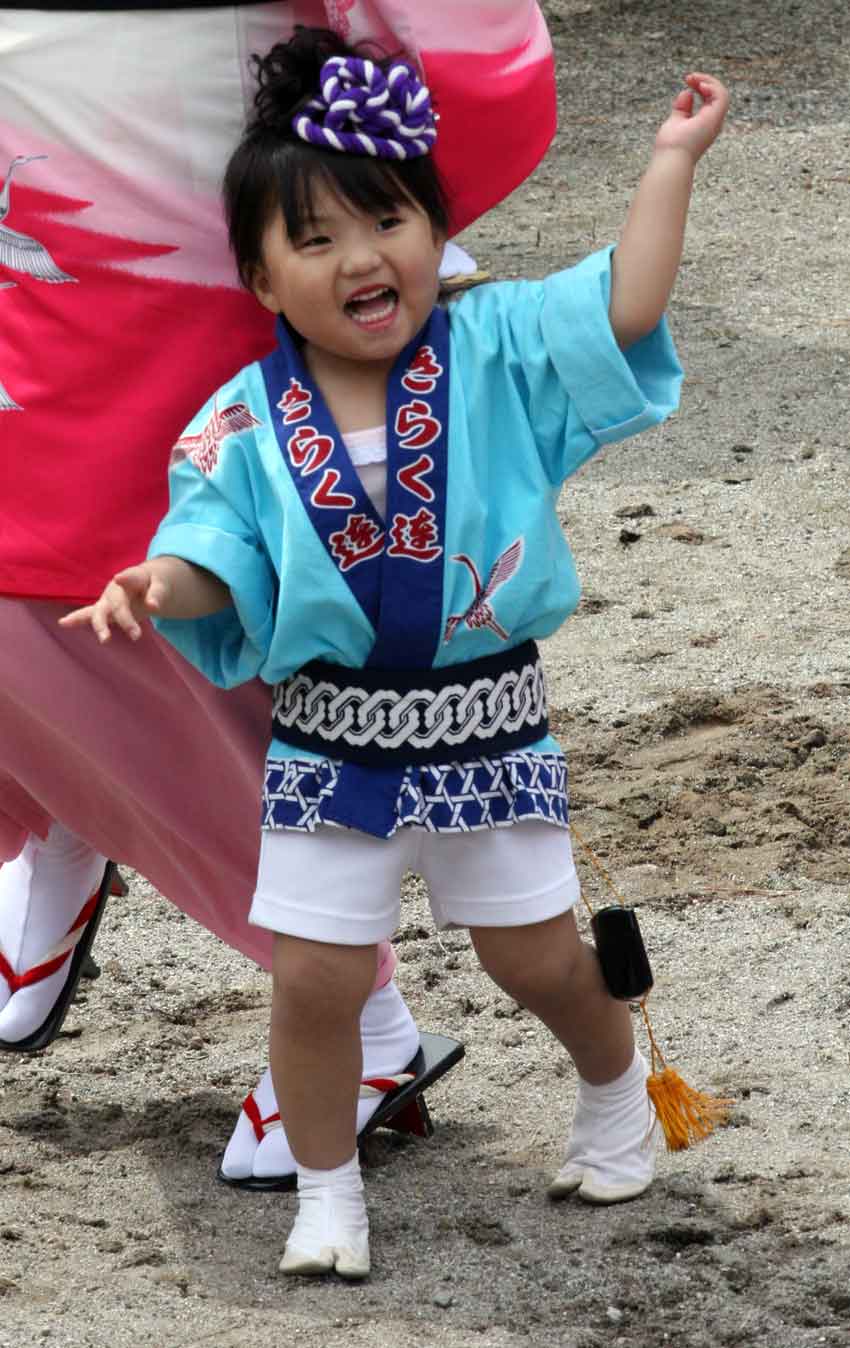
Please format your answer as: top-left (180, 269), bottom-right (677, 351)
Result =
top-left (641, 1003), bottom-right (733, 1152)
top-left (646, 1065), bottom-right (733, 1152)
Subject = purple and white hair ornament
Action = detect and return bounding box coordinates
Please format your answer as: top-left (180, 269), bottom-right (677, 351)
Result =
top-left (292, 55), bottom-right (437, 160)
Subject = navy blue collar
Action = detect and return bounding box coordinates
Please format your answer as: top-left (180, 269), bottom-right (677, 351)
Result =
top-left (261, 311), bottom-right (450, 671)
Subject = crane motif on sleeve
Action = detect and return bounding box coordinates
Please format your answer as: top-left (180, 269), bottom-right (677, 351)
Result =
top-left (170, 396), bottom-right (262, 475)
top-left (443, 537), bottom-right (524, 644)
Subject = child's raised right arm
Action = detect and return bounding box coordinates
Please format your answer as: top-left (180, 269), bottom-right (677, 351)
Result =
top-left (59, 555), bottom-right (230, 644)
top-left (608, 73), bottom-right (728, 350)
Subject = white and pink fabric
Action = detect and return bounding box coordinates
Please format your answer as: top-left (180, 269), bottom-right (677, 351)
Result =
top-left (0, 2), bottom-right (556, 971)
top-left (1, 2), bottom-right (555, 602)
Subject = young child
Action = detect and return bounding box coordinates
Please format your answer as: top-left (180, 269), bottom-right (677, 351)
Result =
top-left (62, 27), bottom-right (728, 1279)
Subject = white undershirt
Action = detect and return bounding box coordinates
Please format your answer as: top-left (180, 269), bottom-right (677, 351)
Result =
top-left (341, 425), bottom-right (387, 519)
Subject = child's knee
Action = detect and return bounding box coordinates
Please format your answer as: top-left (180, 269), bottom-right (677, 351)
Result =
top-left (271, 934), bottom-right (377, 1021)
top-left (471, 912), bottom-right (584, 998)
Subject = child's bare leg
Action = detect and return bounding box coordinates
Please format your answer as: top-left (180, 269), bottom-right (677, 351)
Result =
top-left (220, 974), bottom-right (420, 1184)
top-left (270, 934), bottom-right (376, 1164)
top-left (470, 910), bottom-right (655, 1204)
top-left (270, 934), bottom-right (377, 1278)
top-left (470, 909), bottom-right (632, 1081)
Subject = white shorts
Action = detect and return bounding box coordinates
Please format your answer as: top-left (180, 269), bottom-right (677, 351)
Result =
top-left (249, 821), bottom-right (580, 945)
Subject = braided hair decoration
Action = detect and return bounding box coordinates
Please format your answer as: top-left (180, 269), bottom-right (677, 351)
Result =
top-left (292, 56), bottom-right (437, 159)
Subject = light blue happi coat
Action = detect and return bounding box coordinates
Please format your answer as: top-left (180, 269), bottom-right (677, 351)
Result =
top-left (149, 246), bottom-right (682, 832)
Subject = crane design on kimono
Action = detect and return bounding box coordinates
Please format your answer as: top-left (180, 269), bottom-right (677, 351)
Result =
top-left (443, 537), bottom-right (525, 644)
top-left (0, 281), bottom-right (20, 410)
top-left (170, 396), bottom-right (263, 476)
top-left (0, 154), bottom-right (78, 411)
top-left (1, 155), bottom-right (77, 283)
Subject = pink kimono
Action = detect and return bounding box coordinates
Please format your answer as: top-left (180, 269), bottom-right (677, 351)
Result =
top-left (0, 1), bottom-right (556, 971)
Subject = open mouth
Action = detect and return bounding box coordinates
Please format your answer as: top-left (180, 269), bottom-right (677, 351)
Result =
top-left (344, 286), bottom-right (398, 327)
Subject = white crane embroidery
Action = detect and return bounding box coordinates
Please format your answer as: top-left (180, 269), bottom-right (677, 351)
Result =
top-left (0, 281), bottom-right (20, 409)
top-left (1, 155), bottom-right (77, 411)
top-left (1, 155), bottom-right (77, 284)
top-left (170, 397), bottom-right (263, 476)
top-left (443, 537), bottom-right (525, 644)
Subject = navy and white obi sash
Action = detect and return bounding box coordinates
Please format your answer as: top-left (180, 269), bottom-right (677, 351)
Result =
top-left (260, 311), bottom-right (547, 834)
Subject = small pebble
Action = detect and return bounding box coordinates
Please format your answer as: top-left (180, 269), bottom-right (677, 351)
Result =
top-left (507, 1180), bottom-right (531, 1197)
top-left (434, 1291), bottom-right (454, 1309)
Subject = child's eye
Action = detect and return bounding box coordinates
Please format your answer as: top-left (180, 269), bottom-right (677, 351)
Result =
top-left (299, 234), bottom-right (332, 249)
top-left (376, 215), bottom-right (403, 233)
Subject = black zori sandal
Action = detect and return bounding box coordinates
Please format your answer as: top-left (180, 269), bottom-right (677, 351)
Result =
top-left (0, 860), bottom-right (121, 1053)
top-left (217, 1031), bottom-right (465, 1192)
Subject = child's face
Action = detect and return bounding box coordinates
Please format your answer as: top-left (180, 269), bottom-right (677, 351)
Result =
top-left (252, 180), bottom-right (445, 375)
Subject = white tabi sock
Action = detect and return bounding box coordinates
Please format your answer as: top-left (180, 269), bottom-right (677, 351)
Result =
top-left (549, 1049), bottom-right (657, 1204)
top-left (220, 978), bottom-right (419, 1182)
top-left (280, 1152), bottom-right (370, 1279)
top-left (0, 824), bottom-right (106, 1037)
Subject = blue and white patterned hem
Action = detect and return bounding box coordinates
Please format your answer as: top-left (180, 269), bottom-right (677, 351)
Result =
top-left (262, 751), bottom-right (569, 837)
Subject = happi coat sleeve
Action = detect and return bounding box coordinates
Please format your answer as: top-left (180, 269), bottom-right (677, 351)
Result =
top-left (147, 371), bottom-right (280, 689)
top-left (429, 245), bottom-right (683, 664)
top-left (446, 244), bottom-right (683, 490)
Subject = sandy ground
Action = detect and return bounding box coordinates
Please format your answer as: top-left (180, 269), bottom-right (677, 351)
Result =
top-left (2, 2), bottom-right (850, 1344)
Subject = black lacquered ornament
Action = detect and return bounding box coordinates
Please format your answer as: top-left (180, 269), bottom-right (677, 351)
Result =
top-left (591, 904), bottom-right (654, 1001)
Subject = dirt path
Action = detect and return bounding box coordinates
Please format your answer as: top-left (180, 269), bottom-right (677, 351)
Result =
top-left (3, 3), bottom-right (850, 1345)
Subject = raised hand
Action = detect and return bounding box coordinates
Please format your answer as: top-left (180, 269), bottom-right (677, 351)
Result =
top-left (608, 73), bottom-right (728, 349)
top-left (655, 73), bottom-right (729, 164)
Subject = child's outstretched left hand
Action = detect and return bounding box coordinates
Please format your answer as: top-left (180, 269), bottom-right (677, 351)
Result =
top-left (655, 73), bottom-right (729, 164)
top-left (59, 563), bottom-right (168, 644)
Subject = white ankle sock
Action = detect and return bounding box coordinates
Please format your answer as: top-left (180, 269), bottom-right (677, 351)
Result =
top-left (280, 1153), bottom-right (370, 1279)
top-left (549, 1049), bottom-right (657, 1204)
top-left (220, 979), bottom-right (419, 1182)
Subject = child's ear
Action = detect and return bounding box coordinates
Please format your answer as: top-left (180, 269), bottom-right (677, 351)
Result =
top-left (250, 265), bottom-right (279, 315)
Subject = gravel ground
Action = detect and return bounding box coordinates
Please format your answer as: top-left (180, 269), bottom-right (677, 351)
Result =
top-left (2, 2), bottom-right (850, 1345)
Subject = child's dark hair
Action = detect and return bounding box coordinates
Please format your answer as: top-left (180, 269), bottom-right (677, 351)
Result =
top-left (224, 26), bottom-right (451, 291)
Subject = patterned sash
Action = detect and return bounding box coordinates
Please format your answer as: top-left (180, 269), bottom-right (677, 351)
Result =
top-left (272, 640), bottom-right (548, 767)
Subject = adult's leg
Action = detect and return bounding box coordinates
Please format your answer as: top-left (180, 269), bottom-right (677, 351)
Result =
top-left (0, 600), bottom-right (272, 969)
top-left (0, 823), bottom-right (106, 1044)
